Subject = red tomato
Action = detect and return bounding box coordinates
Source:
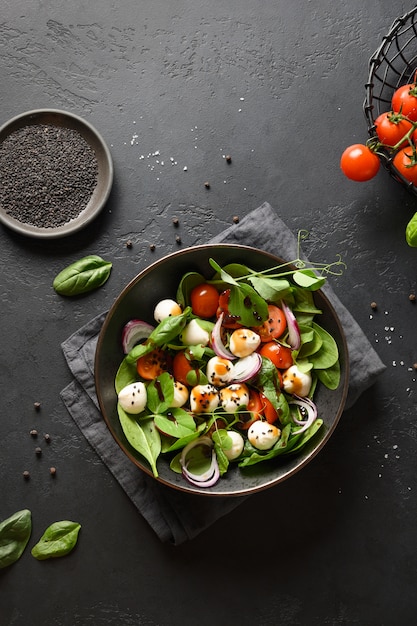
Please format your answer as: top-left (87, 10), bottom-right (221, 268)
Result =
top-left (374, 112), bottom-right (412, 148)
top-left (260, 393), bottom-right (279, 424)
top-left (137, 347), bottom-right (171, 380)
top-left (216, 289), bottom-right (242, 329)
top-left (172, 350), bottom-right (200, 386)
top-left (255, 305), bottom-right (287, 342)
top-left (190, 283), bottom-right (219, 318)
top-left (259, 342), bottom-right (293, 369)
top-left (340, 144), bottom-right (380, 182)
top-left (391, 84), bottom-right (417, 121)
top-left (392, 146), bottom-right (417, 185)
top-left (238, 389), bottom-right (262, 430)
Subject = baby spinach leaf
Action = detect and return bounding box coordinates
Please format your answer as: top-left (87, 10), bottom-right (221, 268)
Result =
top-left (115, 357), bottom-right (138, 394)
top-left (249, 275), bottom-right (292, 303)
top-left (293, 269), bottom-right (326, 291)
top-left (309, 322), bottom-right (339, 369)
top-left (406, 211), bottom-right (417, 247)
top-left (176, 271), bottom-right (205, 307)
top-left (53, 255), bottom-right (112, 296)
top-left (147, 372), bottom-right (174, 414)
top-left (0, 509), bottom-right (32, 569)
top-left (287, 419), bottom-right (323, 453)
top-left (118, 405), bottom-right (161, 477)
top-left (228, 283), bottom-right (268, 326)
top-left (154, 407), bottom-right (196, 439)
top-left (297, 325), bottom-right (323, 359)
top-left (316, 360), bottom-right (341, 390)
top-left (31, 521), bottom-right (81, 561)
top-left (163, 424), bottom-right (206, 452)
top-left (214, 442), bottom-right (229, 476)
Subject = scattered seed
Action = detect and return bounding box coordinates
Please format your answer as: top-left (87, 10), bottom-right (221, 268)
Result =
top-left (126, 240), bottom-right (133, 248)
top-left (49, 467), bottom-right (57, 476)
top-left (233, 215), bottom-right (240, 224)
top-left (409, 293), bottom-right (416, 302)
top-left (172, 217), bottom-right (179, 226)
top-left (370, 301), bottom-right (377, 310)
top-left (413, 363), bottom-right (417, 370)
top-left (150, 243), bottom-right (156, 251)
top-left (175, 235), bottom-right (182, 244)
top-left (44, 433), bottom-right (51, 443)
top-left (23, 470), bottom-right (30, 480)
top-left (225, 155), bottom-right (232, 163)
top-left (34, 401), bottom-right (41, 411)
top-left (204, 181), bottom-right (210, 189)
top-left (30, 429), bottom-right (38, 437)
top-left (35, 447), bottom-right (42, 456)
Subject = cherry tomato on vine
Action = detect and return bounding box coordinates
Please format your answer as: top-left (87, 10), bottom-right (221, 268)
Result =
top-left (137, 347), bottom-right (172, 380)
top-left (374, 112), bottom-right (413, 148)
top-left (391, 84), bottom-right (417, 121)
top-left (259, 342), bottom-right (293, 369)
top-left (255, 305), bottom-right (287, 342)
top-left (392, 146), bottom-right (417, 185)
top-left (190, 283), bottom-right (220, 318)
top-left (340, 144), bottom-right (380, 182)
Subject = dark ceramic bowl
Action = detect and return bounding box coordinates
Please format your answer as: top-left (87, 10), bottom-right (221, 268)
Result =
top-left (0, 109), bottom-right (113, 238)
top-left (95, 244), bottom-right (349, 497)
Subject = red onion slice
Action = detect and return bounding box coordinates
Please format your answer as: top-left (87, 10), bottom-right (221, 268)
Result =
top-left (180, 436), bottom-right (220, 487)
top-left (122, 319), bottom-right (154, 354)
top-left (231, 353), bottom-right (262, 383)
top-left (281, 301), bottom-right (301, 350)
top-left (211, 313), bottom-right (235, 360)
top-left (288, 396), bottom-right (317, 434)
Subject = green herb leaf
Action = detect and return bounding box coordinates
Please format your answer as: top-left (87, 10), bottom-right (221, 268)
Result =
top-left (53, 255), bottom-right (112, 296)
top-left (406, 211), bottom-right (417, 247)
top-left (31, 521), bottom-right (81, 561)
top-left (0, 509), bottom-right (32, 569)
top-left (115, 357), bottom-right (138, 394)
top-left (154, 407), bottom-right (196, 439)
top-left (118, 405), bottom-right (161, 477)
top-left (228, 283), bottom-right (269, 326)
top-left (293, 269), bottom-right (326, 291)
top-left (146, 372), bottom-right (174, 414)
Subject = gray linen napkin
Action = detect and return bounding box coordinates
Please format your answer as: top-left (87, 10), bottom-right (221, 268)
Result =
top-left (60, 202), bottom-right (386, 545)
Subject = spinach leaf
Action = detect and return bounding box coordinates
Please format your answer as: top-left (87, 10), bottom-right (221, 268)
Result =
top-left (154, 407), bottom-right (196, 439)
top-left (146, 372), bottom-right (174, 414)
top-left (115, 357), bottom-right (138, 394)
top-left (176, 271), bottom-right (205, 307)
top-left (53, 255), bottom-right (112, 296)
top-left (406, 211), bottom-right (417, 247)
top-left (163, 423), bottom-right (206, 452)
top-left (293, 269), bottom-right (326, 291)
top-left (249, 275), bottom-right (292, 303)
top-left (118, 405), bottom-right (161, 476)
top-left (316, 360), bottom-right (341, 390)
top-left (309, 322), bottom-right (339, 369)
top-left (0, 509), bottom-right (32, 569)
top-left (31, 521), bottom-right (81, 561)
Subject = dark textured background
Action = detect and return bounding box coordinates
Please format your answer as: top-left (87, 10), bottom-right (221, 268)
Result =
top-left (1, 2), bottom-right (416, 624)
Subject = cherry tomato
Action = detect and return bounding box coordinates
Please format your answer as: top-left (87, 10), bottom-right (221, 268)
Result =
top-left (391, 83), bottom-right (417, 121)
top-left (374, 112), bottom-right (412, 148)
top-left (137, 347), bottom-right (171, 380)
top-left (260, 393), bottom-right (279, 424)
top-left (255, 305), bottom-right (287, 342)
top-left (259, 342), bottom-right (293, 369)
top-left (340, 144), bottom-right (380, 182)
top-left (190, 283), bottom-right (220, 318)
top-left (392, 146), bottom-right (417, 185)
top-left (172, 350), bottom-right (200, 386)
top-left (216, 289), bottom-right (242, 329)
top-left (238, 388), bottom-right (262, 430)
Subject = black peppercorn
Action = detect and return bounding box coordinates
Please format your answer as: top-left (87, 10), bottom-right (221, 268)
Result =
top-left (34, 401), bottom-right (41, 411)
top-left (44, 433), bottom-right (51, 443)
top-left (225, 154), bottom-right (232, 163)
top-left (23, 470), bottom-right (30, 480)
top-left (204, 181), bottom-right (210, 189)
top-left (233, 216), bottom-right (240, 224)
top-left (172, 217), bottom-right (179, 226)
top-left (49, 467), bottom-right (57, 476)
top-left (126, 240), bottom-right (133, 249)
top-left (370, 301), bottom-right (377, 310)
top-left (150, 243), bottom-right (156, 251)
top-left (35, 447), bottom-right (42, 456)
top-left (175, 235), bottom-right (181, 244)
top-left (30, 429), bottom-right (38, 437)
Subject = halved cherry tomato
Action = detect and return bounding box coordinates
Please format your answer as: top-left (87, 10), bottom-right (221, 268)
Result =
top-left (190, 283), bottom-right (220, 318)
top-left (255, 305), bottom-right (287, 342)
top-left (259, 342), bottom-right (293, 369)
top-left (392, 146), bottom-right (417, 185)
top-left (260, 392), bottom-right (279, 424)
top-left (374, 111), bottom-right (413, 148)
top-left (392, 83), bottom-right (417, 121)
top-left (137, 347), bottom-right (171, 380)
top-left (216, 289), bottom-right (242, 329)
top-left (172, 350), bottom-right (200, 386)
top-left (238, 388), bottom-right (262, 430)
top-left (340, 144), bottom-right (380, 182)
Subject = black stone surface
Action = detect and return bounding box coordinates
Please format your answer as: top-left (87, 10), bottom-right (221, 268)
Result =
top-left (1, 2), bottom-right (416, 624)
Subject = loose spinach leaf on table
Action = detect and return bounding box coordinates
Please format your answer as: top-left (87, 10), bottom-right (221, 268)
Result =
top-left (53, 255), bottom-right (112, 296)
top-left (0, 509), bottom-right (32, 569)
top-left (31, 521), bottom-right (81, 561)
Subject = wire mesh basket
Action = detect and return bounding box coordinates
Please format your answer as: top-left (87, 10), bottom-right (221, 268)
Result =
top-left (364, 7), bottom-right (417, 195)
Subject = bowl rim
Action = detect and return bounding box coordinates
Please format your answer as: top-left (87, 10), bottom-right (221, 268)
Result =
top-left (95, 243), bottom-right (350, 497)
top-left (0, 108), bottom-right (114, 239)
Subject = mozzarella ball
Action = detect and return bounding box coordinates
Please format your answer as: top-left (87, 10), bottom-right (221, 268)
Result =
top-left (229, 328), bottom-right (261, 358)
top-left (219, 383), bottom-right (250, 413)
top-left (248, 420), bottom-right (281, 450)
top-left (170, 381), bottom-right (189, 408)
top-left (223, 430), bottom-right (245, 460)
top-left (180, 319), bottom-right (210, 346)
top-left (190, 384), bottom-right (219, 413)
top-left (154, 299), bottom-right (182, 324)
top-left (206, 356), bottom-right (235, 387)
top-left (118, 382), bottom-right (147, 414)
top-left (282, 365), bottom-right (312, 397)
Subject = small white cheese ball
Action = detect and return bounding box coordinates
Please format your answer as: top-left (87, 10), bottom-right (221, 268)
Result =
top-left (282, 365), bottom-right (312, 397)
top-left (206, 356), bottom-right (235, 387)
top-left (180, 319), bottom-right (210, 346)
top-left (154, 299), bottom-right (182, 324)
top-left (229, 328), bottom-right (261, 358)
top-left (170, 381), bottom-right (189, 408)
top-left (219, 383), bottom-right (250, 413)
top-left (223, 430), bottom-right (245, 460)
top-left (118, 382), bottom-right (147, 414)
top-left (190, 384), bottom-right (219, 413)
top-left (248, 420), bottom-right (281, 450)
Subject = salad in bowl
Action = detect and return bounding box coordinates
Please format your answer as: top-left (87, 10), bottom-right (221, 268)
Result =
top-left (95, 244), bottom-right (349, 496)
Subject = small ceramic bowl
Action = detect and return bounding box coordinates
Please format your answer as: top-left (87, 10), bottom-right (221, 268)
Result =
top-left (95, 244), bottom-right (349, 497)
top-left (0, 109), bottom-right (113, 238)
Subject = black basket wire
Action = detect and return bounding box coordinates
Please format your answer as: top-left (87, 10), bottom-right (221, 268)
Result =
top-left (364, 7), bottom-right (417, 195)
